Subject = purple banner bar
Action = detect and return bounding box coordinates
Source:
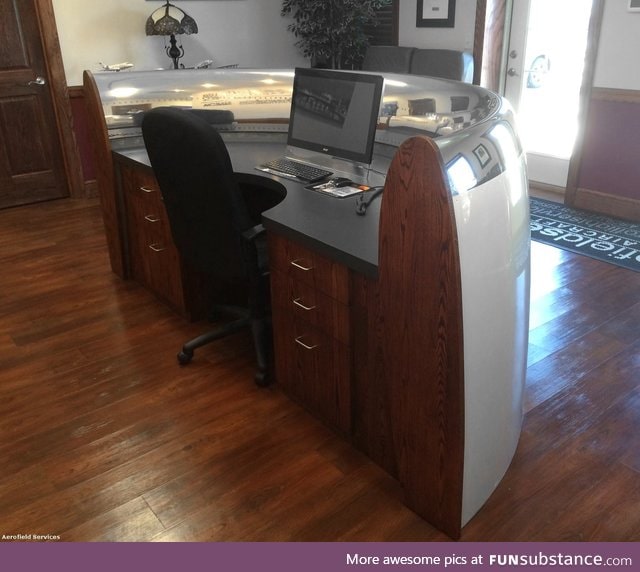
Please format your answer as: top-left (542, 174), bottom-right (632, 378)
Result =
top-left (0, 542), bottom-right (638, 572)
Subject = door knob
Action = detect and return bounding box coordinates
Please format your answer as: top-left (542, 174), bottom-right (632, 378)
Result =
top-left (28, 76), bottom-right (46, 86)
top-left (507, 68), bottom-right (519, 77)
top-left (509, 50), bottom-right (518, 59)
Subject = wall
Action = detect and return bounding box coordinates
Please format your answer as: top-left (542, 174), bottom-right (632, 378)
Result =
top-left (593, 0), bottom-right (640, 90)
top-left (577, 95), bottom-right (640, 201)
top-left (399, 0), bottom-right (477, 52)
top-left (52, 0), bottom-right (307, 86)
top-left (52, 0), bottom-right (478, 87)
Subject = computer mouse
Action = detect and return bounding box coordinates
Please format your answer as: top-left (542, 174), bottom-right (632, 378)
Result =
top-left (330, 177), bottom-right (353, 188)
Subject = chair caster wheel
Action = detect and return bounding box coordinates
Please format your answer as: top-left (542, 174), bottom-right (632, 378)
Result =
top-left (254, 370), bottom-right (270, 387)
top-left (177, 349), bottom-right (193, 365)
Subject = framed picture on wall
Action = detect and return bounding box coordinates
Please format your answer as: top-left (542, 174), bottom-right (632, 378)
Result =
top-left (416, 0), bottom-right (456, 28)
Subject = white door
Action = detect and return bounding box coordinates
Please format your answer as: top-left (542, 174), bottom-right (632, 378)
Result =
top-left (503, 0), bottom-right (593, 188)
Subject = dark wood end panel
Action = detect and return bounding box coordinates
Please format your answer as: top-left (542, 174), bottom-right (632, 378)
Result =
top-left (357, 136), bottom-right (465, 538)
top-left (83, 71), bottom-right (127, 278)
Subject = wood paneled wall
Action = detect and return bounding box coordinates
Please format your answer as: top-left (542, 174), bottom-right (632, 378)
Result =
top-left (568, 88), bottom-right (640, 222)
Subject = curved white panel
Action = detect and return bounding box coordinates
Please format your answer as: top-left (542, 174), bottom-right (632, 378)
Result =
top-left (454, 155), bottom-right (530, 526)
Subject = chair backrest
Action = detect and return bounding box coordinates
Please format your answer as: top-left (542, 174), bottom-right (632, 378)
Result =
top-left (141, 107), bottom-right (254, 280)
top-left (362, 46), bottom-right (416, 74)
top-left (409, 49), bottom-right (474, 83)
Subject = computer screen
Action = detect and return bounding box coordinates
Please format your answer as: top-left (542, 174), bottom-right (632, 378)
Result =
top-left (287, 68), bottom-right (384, 165)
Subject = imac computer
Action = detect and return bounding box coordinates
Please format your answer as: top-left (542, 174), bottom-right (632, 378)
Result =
top-left (258, 67), bottom-right (384, 183)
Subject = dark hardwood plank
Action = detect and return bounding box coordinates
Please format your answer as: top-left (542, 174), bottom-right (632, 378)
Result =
top-left (62, 497), bottom-right (166, 542)
top-left (525, 310), bottom-right (640, 411)
top-left (0, 197), bottom-right (639, 542)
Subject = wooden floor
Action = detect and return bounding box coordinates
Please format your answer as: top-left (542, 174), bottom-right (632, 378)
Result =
top-left (1, 197), bottom-right (639, 542)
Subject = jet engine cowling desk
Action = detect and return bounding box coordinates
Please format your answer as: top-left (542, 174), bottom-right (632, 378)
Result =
top-left (85, 68), bottom-right (530, 539)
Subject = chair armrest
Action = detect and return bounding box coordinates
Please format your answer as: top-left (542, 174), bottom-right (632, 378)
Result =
top-left (241, 223), bottom-right (266, 244)
top-left (241, 224), bottom-right (269, 278)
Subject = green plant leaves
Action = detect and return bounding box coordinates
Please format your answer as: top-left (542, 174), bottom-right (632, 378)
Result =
top-left (281, 0), bottom-right (391, 69)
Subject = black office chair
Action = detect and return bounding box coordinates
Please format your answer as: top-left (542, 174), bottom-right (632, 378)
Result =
top-left (141, 107), bottom-right (285, 385)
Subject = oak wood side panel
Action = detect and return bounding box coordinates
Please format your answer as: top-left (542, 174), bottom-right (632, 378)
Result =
top-left (82, 70), bottom-right (126, 278)
top-left (68, 86), bottom-right (96, 184)
top-left (351, 273), bottom-right (400, 479)
top-left (366, 136), bottom-right (465, 539)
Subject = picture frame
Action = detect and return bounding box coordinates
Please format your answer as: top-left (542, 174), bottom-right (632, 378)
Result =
top-left (416, 0), bottom-right (456, 28)
top-left (473, 143), bottom-right (491, 168)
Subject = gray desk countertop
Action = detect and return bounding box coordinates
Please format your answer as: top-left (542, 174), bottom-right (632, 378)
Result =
top-left (113, 138), bottom-right (386, 278)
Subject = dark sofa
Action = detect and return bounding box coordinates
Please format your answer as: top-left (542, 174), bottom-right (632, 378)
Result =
top-left (362, 46), bottom-right (474, 83)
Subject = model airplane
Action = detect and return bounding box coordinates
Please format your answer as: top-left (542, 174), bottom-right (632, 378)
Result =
top-left (99, 62), bottom-right (134, 72)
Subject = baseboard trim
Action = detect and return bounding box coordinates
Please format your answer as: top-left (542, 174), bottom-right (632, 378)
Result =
top-left (529, 180), bottom-right (565, 196)
top-left (591, 87), bottom-right (640, 104)
top-left (569, 187), bottom-right (640, 222)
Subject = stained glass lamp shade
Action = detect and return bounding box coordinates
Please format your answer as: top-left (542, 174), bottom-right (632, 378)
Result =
top-left (145, 1), bottom-right (198, 69)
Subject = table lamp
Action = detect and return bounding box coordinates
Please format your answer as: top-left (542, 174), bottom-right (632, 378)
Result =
top-left (145, 1), bottom-right (198, 69)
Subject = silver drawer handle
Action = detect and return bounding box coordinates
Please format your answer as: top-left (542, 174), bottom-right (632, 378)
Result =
top-left (290, 259), bottom-right (313, 271)
top-left (140, 186), bottom-right (157, 193)
top-left (148, 243), bottom-right (165, 252)
top-left (144, 214), bottom-right (161, 223)
top-left (295, 336), bottom-right (318, 350)
top-left (292, 298), bottom-right (316, 311)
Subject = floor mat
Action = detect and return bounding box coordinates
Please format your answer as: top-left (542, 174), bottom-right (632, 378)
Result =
top-left (529, 197), bottom-right (640, 272)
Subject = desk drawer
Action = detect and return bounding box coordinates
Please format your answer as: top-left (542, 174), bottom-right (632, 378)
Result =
top-left (272, 310), bottom-right (351, 434)
top-left (268, 233), bottom-right (349, 304)
top-left (123, 165), bottom-right (162, 202)
top-left (271, 269), bottom-right (350, 345)
top-left (120, 163), bottom-right (186, 311)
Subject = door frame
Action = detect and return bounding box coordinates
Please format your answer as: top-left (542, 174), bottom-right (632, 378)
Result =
top-left (564, 0), bottom-right (604, 208)
top-left (473, 0), bottom-right (604, 205)
top-left (30, 0), bottom-right (84, 199)
top-left (473, 0), bottom-right (511, 91)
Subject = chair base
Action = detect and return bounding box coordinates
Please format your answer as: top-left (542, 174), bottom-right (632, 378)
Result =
top-left (176, 304), bottom-right (271, 386)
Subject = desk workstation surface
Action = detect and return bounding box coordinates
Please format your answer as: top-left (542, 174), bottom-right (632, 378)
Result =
top-left (86, 68), bottom-right (530, 539)
top-left (116, 137), bottom-right (385, 278)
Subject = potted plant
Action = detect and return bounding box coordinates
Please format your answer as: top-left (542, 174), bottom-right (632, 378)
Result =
top-left (281, 0), bottom-right (390, 69)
